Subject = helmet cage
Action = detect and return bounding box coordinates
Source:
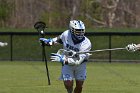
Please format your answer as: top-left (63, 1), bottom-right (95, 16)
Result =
top-left (71, 28), bottom-right (85, 40)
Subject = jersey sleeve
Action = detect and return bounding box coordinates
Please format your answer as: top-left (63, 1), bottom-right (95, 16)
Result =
top-left (79, 39), bottom-right (92, 60)
top-left (52, 31), bottom-right (66, 44)
top-left (80, 37), bottom-right (92, 53)
top-left (57, 30), bottom-right (68, 44)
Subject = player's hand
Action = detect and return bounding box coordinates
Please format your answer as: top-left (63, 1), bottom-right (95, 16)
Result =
top-left (39, 38), bottom-right (53, 46)
top-left (0, 42), bottom-right (8, 47)
top-left (50, 53), bottom-right (65, 63)
top-left (126, 43), bottom-right (138, 52)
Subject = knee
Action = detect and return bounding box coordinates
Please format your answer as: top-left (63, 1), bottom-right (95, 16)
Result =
top-left (64, 80), bottom-right (73, 89)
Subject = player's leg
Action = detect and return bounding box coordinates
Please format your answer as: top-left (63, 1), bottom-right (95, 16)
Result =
top-left (74, 80), bottom-right (84, 93)
top-left (63, 80), bottom-right (73, 93)
top-left (74, 63), bottom-right (86, 93)
top-left (61, 65), bottom-right (74, 93)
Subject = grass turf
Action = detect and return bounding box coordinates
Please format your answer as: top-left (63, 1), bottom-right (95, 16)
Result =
top-left (0, 61), bottom-right (139, 93)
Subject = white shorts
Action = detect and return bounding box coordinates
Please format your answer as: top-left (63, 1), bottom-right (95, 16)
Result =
top-left (59, 63), bottom-right (86, 81)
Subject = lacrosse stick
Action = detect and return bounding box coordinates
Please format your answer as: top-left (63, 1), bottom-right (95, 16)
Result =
top-left (77, 47), bottom-right (126, 54)
top-left (57, 47), bottom-right (126, 57)
top-left (34, 21), bottom-right (51, 85)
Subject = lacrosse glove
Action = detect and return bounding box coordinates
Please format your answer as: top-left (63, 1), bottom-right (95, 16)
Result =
top-left (50, 53), bottom-right (66, 64)
top-left (126, 43), bottom-right (138, 52)
top-left (39, 38), bottom-right (53, 46)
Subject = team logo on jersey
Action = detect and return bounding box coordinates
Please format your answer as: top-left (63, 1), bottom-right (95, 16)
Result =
top-left (66, 43), bottom-right (79, 52)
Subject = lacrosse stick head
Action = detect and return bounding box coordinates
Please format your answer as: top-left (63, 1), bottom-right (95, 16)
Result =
top-left (57, 49), bottom-right (77, 57)
top-left (34, 21), bottom-right (47, 36)
top-left (0, 42), bottom-right (8, 47)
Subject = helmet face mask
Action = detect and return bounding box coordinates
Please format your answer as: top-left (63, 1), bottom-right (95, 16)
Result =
top-left (69, 20), bottom-right (85, 40)
top-left (73, 29), bottom-right (85, 40)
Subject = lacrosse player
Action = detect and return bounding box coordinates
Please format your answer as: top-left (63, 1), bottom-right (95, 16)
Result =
top-left (40, 20), bottom-right (92, 93)
top-left (126, 43), bottom-right (140, 52)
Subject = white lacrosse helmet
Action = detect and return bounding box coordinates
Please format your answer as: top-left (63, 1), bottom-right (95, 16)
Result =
top-left (69, 20), bottom-right (85, 40)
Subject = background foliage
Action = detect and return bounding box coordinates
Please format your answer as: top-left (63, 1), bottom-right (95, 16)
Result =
top-left (0, 0), bottom-right (140, 61)
top-left (0, 0), bottom-right (140, 28)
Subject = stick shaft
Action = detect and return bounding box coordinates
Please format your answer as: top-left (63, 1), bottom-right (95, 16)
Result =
top-left (40, 31), bottom-right (51, 85)
top-left (77, 48), bottom-right (126, 54)
top-left (42, 45), bottom-right (51, 85)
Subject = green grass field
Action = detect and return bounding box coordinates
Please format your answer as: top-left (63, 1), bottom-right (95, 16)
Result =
top-left (0, 61), bottom-right (139, 93)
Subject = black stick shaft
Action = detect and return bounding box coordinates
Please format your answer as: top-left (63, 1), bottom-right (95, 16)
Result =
top-left (40, 32), bottom-right (51, 85)
top-left (42, 44), bottom-right (51, 85)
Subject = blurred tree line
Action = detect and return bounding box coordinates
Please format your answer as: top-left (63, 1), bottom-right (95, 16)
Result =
top-left (0, 0), bottom-right (140, 28)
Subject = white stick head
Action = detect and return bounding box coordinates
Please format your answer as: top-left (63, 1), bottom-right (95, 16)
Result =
top-left (0, 42), bottom-right (8, 47)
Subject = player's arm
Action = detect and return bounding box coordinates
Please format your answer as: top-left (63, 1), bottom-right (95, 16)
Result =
top-left (136, 44), bottom-right (140, 51)
top-left (51, 43), bottom-right (92, 65)
top-left (137, 44), bottom-right (140, 48)
top-left (50, 53), bottom-right (90, 65)
top-left (65, 53), bottom-right (91, 65)
top-left (51, 51), bottom-right (92, 65)
top-left (39, 35), bottom-right (62, 46)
